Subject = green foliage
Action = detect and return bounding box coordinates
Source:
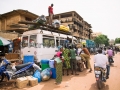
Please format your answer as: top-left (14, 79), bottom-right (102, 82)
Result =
top-left (94, 34), bottom-right (109, 46)
top-left (115, 38), bottom-right (120, 44)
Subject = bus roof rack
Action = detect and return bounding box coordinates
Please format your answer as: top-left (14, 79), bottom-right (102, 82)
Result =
top-left (18, 21), bottom-right (72, 35)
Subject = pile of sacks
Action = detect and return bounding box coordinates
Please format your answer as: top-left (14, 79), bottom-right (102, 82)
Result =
top-left (52, 19), bottom-right (70, 32)
top-left (28, 15), bottom-right (47, 30)
top-left (33, 69), bottom-right (52, 82)
top-left (28, 14), bottom-right (70, 32)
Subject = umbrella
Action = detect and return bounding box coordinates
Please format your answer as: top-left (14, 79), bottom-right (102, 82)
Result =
top-left (0, 37), bottom-right (10, 46)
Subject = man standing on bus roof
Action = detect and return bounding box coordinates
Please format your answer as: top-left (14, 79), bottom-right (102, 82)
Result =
top-left (48, 4), bottom-right (54, 25)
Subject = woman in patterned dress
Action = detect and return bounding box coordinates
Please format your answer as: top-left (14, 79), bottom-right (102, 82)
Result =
top-left (62, 45), bottom-right (70, 75)
top-left (54, 46), bottom-right (63, 85)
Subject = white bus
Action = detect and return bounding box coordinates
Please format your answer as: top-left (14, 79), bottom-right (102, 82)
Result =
top-left (21, 29), bottom-right (77, 62)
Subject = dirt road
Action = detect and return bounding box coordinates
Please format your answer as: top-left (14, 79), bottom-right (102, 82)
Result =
top-left (1, 53), bottom-right (120, 90)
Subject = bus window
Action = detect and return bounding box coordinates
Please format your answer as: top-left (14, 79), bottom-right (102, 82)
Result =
top-left (22, 36), bottom-right (28, 48)
top-left (50, 39), bottom-right (55, 48)
top-left (43, 35), bottom-right (55, 48)
top-left (29, 35), bottom-right (37, 47)
top-left (60, 37), bottom-right (65, 47)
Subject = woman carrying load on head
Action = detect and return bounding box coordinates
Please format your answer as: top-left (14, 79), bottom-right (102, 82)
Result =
top-left (54, 45), bottom-right (63, 85)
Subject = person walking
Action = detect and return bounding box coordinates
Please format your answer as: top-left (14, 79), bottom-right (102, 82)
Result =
top-left (48, 4), bottom-right (54, 25)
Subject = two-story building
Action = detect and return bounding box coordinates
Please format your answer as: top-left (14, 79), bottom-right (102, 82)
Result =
top-left (0, 9), bottom-right (38, 34)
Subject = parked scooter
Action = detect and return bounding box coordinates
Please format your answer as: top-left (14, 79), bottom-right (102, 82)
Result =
top-left (0, 58), bottom-right (41, 82)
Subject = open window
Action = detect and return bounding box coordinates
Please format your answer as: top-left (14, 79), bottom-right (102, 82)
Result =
top-left (43, 35), bottom-right (55, 48)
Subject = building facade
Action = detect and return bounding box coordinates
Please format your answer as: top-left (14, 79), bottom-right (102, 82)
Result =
top-left (0, 10), bottom-right (93, 41)
top-left (47, 11), bottom-right (93, 41)
top-left (92, 32), bottom-right (102, 39)
top-left (0, 9), bottom-right (38, 34)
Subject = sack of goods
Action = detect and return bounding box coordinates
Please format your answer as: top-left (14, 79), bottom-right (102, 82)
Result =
top-left (41, 68), bottom-right (52, 81)
top-left (52, 19), bottom-right (61, 28)
top-left (59, 25), bottom-right (70, 32)
top-left (33, 70), bottom-right (42, 83)
top-left (76, 56), bottom-right (81, 61)
top-left (33, 15), bottom-right (47, 24)
top-left (28, 15), bottom-right (47, 30)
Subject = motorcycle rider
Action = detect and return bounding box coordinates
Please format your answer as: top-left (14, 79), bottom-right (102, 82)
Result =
top-left (94, 49), bottom-right (110, 81)
top-left (107, 47), bottom-right (114, 63)
top-left (102, 48), bottom-right (107, 55)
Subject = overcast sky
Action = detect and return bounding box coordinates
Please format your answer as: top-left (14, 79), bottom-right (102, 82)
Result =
top-left (0, 0), bottom-right (120, 40)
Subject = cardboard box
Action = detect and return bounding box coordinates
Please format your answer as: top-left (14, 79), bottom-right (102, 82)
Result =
top-left (26, 76), bottom-right (38, 87)
top-left (16, 77), bottom-right (29, 89)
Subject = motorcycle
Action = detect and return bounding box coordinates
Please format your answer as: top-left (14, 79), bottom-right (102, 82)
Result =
top-left (108, 56), bottom-right (114, 65)
top-left (94, 66), bottom-right (107, 89)
top-left (76, 56), bottom-right (84, 72)
top-left (0, 58), bottom-right (41, 82)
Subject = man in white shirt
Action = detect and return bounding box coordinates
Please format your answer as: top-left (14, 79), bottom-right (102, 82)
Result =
top-left (94, 49), bottom-right (110, 79)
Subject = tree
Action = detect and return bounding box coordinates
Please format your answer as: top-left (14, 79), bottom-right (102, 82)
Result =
top-left (94, 34), bottom-right (109, 46)
top-left (115, 38), bottom-right (120, 44)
